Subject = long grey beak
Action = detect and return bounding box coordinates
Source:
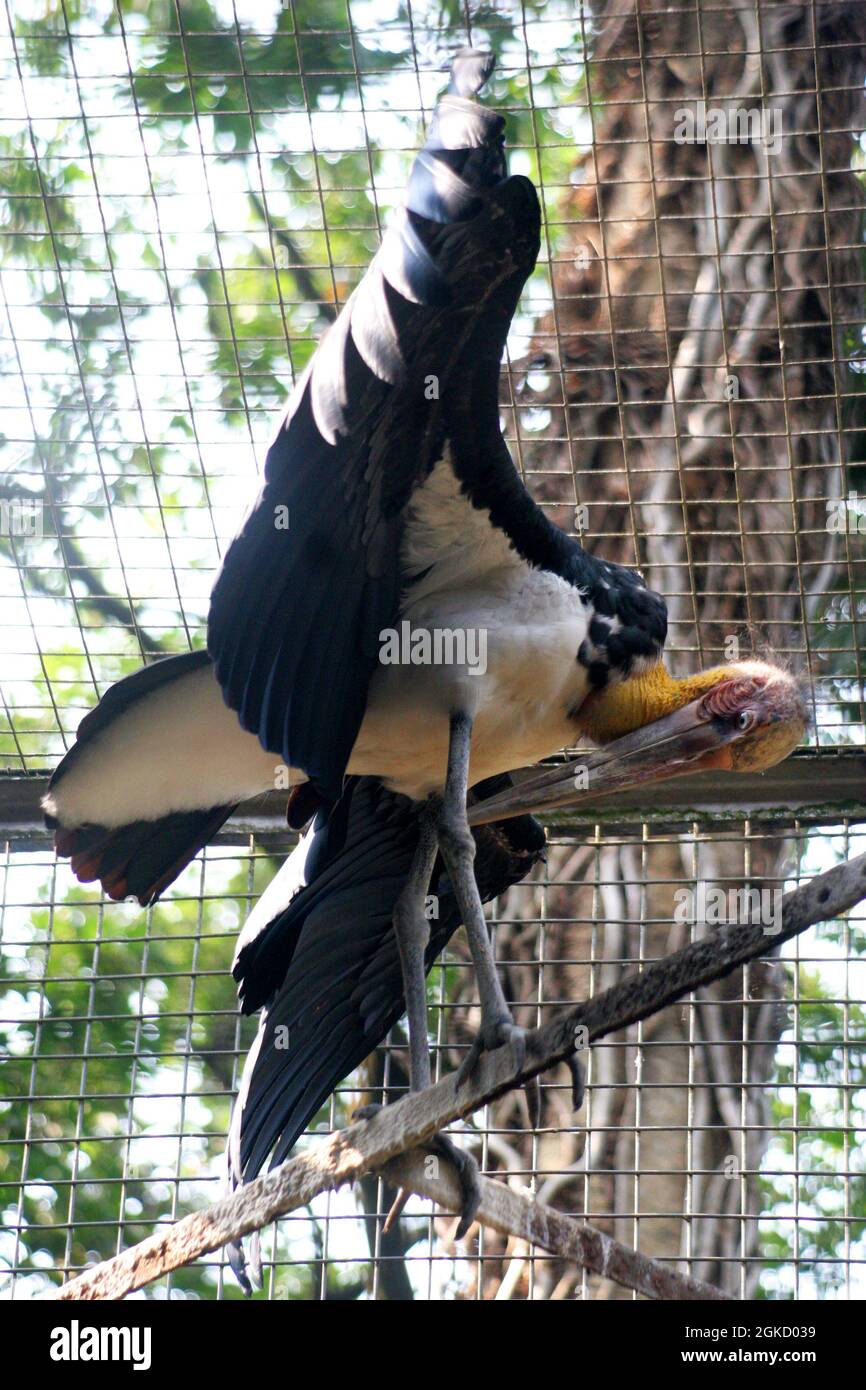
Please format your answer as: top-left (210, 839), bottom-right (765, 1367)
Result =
top-left (467, 695), bottom-right (749, 826)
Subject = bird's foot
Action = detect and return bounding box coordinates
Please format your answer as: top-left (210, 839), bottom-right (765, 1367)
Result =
top-left (455, 1012), bottom-right (528, 1090)
top-left (352, 1102), bottom-right (384, 1123)
top-left (453, 1019), bottom-right (585, 1123)
top-left (423, 1133), bottom-right (481, 1240)
top-left (353, 1104), bottom-right (481, 1241)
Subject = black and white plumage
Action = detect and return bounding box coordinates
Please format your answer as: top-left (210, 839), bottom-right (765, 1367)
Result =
top-left (44, 51), bottom-right (666, 899)
top-left (45, 54), bottom-right (670, 872)
top-left (224, 773), bottom-right (544, 1291)
top-left (42, 49), bottom-right (675, 1273)
top-left (207, 50), bottom-right (666, 804)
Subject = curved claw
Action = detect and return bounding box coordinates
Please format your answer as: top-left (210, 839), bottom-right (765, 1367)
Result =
top-left (454, 1033), bottom-right (484, 1087)
top-left (567, 1052), bottom-right (586, 1111)
top-left (357, 1103), bottom-right (481, 1240)
top-left (455, 1019), bottom-right (528, 1089)
top-left (383, 1133), bottom-right (481, 1239)
top-left (524, 1075), bottom-right (543, 1130)
top-left (430, 1133), bottom-right (482, 1240)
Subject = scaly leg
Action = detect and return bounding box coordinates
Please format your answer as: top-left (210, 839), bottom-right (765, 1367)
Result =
top-left (436, 711), bottom-right (527, 1085)
top-left (386, 802), bottom-right (481, 1238)
top-left (392, 807), bottom-right (438, 1091)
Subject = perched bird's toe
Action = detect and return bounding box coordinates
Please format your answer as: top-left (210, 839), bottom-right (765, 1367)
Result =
top-left (566, 1052), bottom-right (586, 1112)
top-left (455, 1015), bottom-right (528, 1089)
top-left (351, 1102), bottom-right (383, 1123)
top-left (428, 1133), bottom-right (482, 1240)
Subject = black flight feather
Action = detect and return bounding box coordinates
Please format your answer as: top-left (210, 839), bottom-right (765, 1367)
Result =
top-left (224, 772), bottom-right (545, 1291)
top-left (207, 49), bottom-right (540, 799)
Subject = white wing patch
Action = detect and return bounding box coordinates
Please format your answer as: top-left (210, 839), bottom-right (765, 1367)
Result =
top-left (44, 664), bottom-right (289, 830)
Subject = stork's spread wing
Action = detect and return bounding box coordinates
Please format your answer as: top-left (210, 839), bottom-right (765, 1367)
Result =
top-left (207, 51), bottom-right (541, 797)
top-left (225, 773), bottom-right (544, 1289)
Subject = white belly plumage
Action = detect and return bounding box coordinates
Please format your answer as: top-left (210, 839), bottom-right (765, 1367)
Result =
top-left (349, 568), bottom-right (590, 799)
top-left (348, 454), bottom-right (592, 798)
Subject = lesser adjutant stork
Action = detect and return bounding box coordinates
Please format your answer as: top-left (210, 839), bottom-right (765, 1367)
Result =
top-left (43, 51), bottom-right (806, 1288)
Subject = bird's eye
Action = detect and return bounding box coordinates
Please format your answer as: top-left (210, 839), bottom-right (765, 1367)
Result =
top-left (736, 710), bottom-right (756, 732)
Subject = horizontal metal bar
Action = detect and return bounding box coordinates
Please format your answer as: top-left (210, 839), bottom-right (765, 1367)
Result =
top-left (1, 751), bottom-right (865, 847)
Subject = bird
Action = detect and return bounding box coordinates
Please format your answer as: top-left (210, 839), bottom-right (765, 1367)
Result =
top-left (43, 49), bottom-right (807, 1284)
top-left (222, 771), bottom-right (546, 1291)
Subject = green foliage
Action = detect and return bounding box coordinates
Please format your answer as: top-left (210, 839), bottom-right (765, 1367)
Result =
top-left (0, 848), bottom-right (368, 1297)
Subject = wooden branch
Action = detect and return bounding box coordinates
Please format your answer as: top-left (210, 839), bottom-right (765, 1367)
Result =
top-left (382, 1149), bottom-right (732, 1301)
top-left (54, 849), bottom-right (866, 1301)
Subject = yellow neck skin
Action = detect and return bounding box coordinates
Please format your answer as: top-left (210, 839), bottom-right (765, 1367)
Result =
top-left (579, 663), bottom-right (735, 744)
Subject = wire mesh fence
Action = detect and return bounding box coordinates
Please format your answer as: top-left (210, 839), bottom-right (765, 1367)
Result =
top-left (2, 815), bottom-right (864, 1299)
top-left (1, 0), bottom-right (865, 1300)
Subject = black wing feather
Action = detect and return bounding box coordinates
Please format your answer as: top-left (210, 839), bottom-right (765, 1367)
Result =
top-left (207, 50), bottom-right (540, 798)
top-left (224, 774), bottom-right (544, 1289)
top-left (226, 776), bottom-right (544, 1180)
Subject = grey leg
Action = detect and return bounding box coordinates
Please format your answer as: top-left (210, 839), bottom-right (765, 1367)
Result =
top-left (386, 799), bottom-right (481, 1239)
top-left (392, 806), bottom-right (439, 1091)
top-left (436, 711), bottom-right (527, 1084)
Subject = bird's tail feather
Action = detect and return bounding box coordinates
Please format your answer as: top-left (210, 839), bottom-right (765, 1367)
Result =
top-left (224, 773), bottom-right (545, 1292)
top-left (42, 651), bottom-right (279, 905)
top-left (51, 801), bottom-right (237, 907)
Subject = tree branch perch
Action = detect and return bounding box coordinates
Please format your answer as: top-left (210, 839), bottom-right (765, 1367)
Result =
top-left (382, 1149), bottom-right (732, 1300)
top-left (54, 849), bottom-right (866, 1301)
